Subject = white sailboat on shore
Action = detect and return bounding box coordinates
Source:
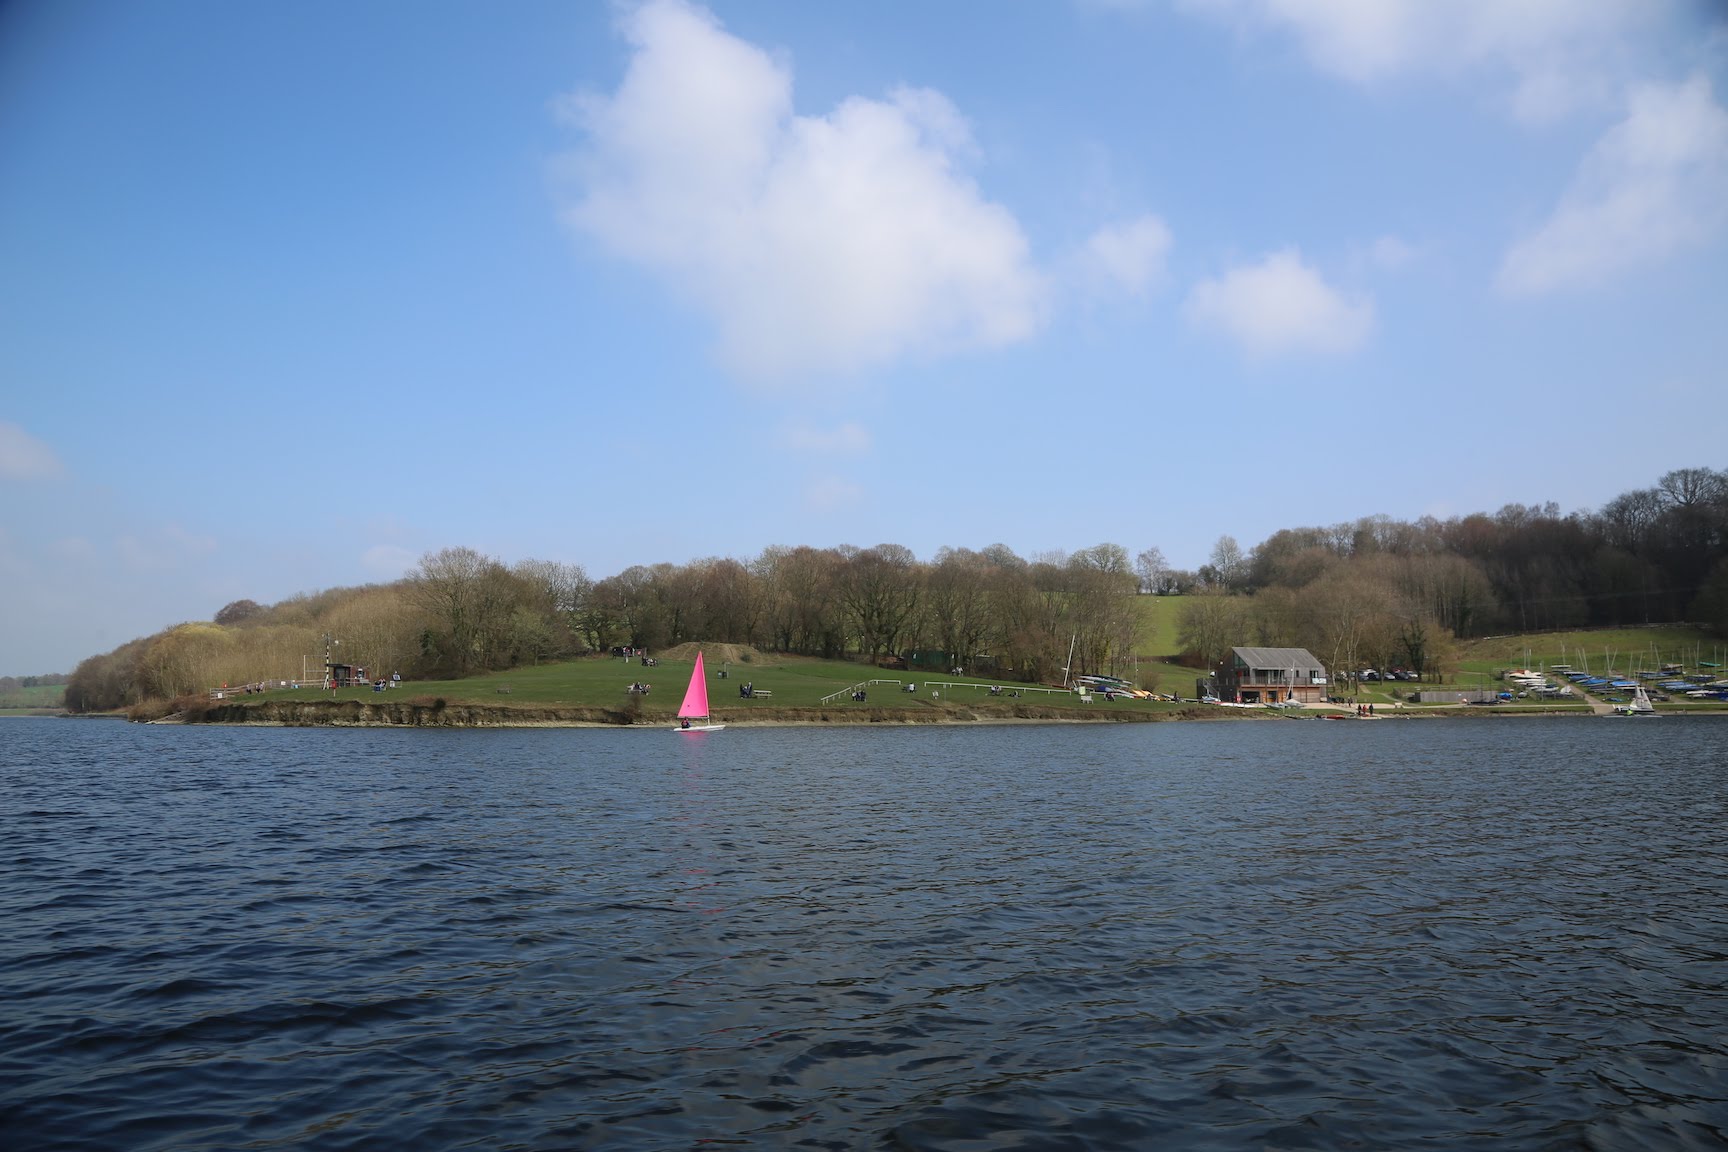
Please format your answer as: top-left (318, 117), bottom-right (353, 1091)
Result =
top-left (1612, 684), bottom-right (1658, 717)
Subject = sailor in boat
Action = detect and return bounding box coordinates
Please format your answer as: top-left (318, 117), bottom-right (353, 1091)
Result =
top-left (681, 718), bottom-right (690, 729)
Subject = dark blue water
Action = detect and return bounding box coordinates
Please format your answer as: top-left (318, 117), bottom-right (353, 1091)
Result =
top-left (2, 716), bottom-right (1726, 1150)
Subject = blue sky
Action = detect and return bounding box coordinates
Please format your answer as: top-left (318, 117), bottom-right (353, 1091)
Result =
top-left (3, 0), bottom-right (1726, 675)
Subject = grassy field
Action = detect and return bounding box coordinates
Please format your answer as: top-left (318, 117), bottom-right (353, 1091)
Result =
top-left (1128, 595), bottom-right (1194, 696)
top-left (0, 683), bottom-right (65, 714)
top-left (211, 649), bottom-right (1208, 721)
top-left (1321, 624), bottom-right (1726, 714)
top-left (1454, 625), bottom-right (1727, 677)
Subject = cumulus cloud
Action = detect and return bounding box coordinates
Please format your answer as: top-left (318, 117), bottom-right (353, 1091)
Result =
top-left (49, 537), bottom-right (96, 563)
top-left (1185, 248), bottom-right (1373, 357)
top-left (361, 544), bottom-right (418, 578)
top-left (1075, 215), bottom-right (1173, 297)
top-left (804, 474), bottom-right (864, 512)
top-left (116, 523), bottom-right (217, 571)
top-left (559, 0), bottom-right (1044, 380)
top-left (1366, 234), bottom-right (1415, 270)
top-left (1179, 0), bottom-right (1664, 122)
top-left (784, 421), bottom-right (873, 458)
top-left (0, 422), bottom-right (64, 481)
top-left (1498, 75), bottom-right (1728, 296)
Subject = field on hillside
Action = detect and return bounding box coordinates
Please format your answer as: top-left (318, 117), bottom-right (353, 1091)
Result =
top-left (1119, 595), bottom-right (1203, 697)
top-left (1455, 626), bottom-right (1727, 678)
top-left (219, 650), bottom-right (1196, 719)
top-left (0, 683), bottom-right (65, 713)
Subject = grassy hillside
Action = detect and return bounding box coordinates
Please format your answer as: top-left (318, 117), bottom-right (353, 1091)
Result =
top-left (1128, 595), bottom-right (1202, 697)
top-left (205, 648), bottom-right (1204, 721)
top-left (1453, 626), bottom-right (1726, 678)
top-left (0, 683), bottom-right (65, 714)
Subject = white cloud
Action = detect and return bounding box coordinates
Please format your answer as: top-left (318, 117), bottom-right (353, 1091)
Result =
top-left (1179, 0), bottom-right (1666, 122)
top-left (116, 524), bottom-right (217, 571)
top-left (1185, 248), bottom-right (1373, 358)
top-left (360, 544), bottom-right (418, 578)
top-left (1076, 215), bottom-right (1173, 297)
top-left (784, 421), bottom-right (873, 458)
top-left (49, 537), bottom-right (96, 562)
top-left (559, 0), bottom-right (1045, 380)
top-left (0, 422), bottom-right (64, 481)
top-left (0, 526), bottom-right (20, 579)
top-left (1499, 75), bottom-right (1728, 296)
top-left (804, 474), bottom-right (864, 512)
top-left (1366, 234), bottom-right (1415, 270)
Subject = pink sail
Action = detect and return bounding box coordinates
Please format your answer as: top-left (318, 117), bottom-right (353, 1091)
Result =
top-left (677, 651), bottom-right (710, 719)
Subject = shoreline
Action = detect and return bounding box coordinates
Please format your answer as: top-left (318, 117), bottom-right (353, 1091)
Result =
top-left (98, 700), bottom-right (1726, 728)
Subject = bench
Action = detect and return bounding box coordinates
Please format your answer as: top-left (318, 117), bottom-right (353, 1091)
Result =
top-left (749, 689), bottom-right (772, 699)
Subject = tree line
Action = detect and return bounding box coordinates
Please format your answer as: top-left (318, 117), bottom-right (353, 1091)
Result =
top-left (1170, 466), bottom-right (1728, 680)
top-left (0, 674), bottom-right (68, 692)
top-left (64, 466), bottom-right (1728, 712)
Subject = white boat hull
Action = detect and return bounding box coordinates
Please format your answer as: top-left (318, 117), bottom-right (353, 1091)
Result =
top-left (674, 723), bottom-right (725, 732)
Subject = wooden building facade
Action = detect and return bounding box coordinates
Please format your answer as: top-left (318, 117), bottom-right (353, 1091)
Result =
top-left (1215, 646), bottom-right (1329, 704)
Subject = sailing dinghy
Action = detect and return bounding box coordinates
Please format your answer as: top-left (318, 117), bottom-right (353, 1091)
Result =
top-left (674, 651), bottom-right (725, 732)
top-left (1612, 684), bottom-right (1659, 716)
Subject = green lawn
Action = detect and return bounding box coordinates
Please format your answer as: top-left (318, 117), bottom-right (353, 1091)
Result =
top-left (219, 651), bottom-right (1198, 719)
top-left (1125, 595), bottom-right (1204, 697)
top-left (0, 683), bottom-right (65, 713)
top-left (1342, 624), bottom-right (1726, 713)
top-left (1454, 625), bottom-right (1724, 677)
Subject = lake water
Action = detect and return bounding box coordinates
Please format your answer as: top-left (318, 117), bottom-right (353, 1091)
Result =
top-left (2, 716), bottom-right (1726, 1150)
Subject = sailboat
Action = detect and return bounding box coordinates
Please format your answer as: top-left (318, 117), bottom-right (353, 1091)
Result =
top-left (674, 650), bottom-right (725, 732)
top-left (1612, 683), bottom-right (1658, 717)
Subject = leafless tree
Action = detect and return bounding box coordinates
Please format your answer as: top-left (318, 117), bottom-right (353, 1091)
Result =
top-left (1134, 546), bottom-right (1168, 595)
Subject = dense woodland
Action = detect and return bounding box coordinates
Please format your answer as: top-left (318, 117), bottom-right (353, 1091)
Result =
top-left (65, 467), bottom-right (1728, 712)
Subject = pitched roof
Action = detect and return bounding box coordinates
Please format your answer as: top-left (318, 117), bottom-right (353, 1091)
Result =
top-left (1230, 646), bottom-right (1325, 671)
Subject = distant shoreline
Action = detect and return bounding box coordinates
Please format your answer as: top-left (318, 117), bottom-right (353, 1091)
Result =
top-left (109, 702), bottom-right (1727, 728)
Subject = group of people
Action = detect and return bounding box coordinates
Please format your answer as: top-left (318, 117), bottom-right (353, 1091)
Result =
top-left (629, 681), bottom-right (652, 695)
top-left (737, 682), bottom-right (756, 698)
top-left (850, 689), bottom-right (867, 702)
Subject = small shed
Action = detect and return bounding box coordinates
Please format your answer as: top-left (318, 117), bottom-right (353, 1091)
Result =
top-left (325, 661), bottom-right (365, 687)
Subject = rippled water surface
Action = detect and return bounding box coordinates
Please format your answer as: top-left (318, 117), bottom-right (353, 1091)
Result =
top-left (3, 716), bottom-right (1727, 1150)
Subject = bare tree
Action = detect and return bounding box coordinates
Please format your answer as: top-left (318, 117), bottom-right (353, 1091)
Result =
top-left (1069, 545), bottom-right (1139, 675)
top-left (515, 558), bottom-right (593, 656)
top-left (1208, 535), bottom-right (1247, 591)
top-left (756, 545), bottom-right (845, 656)
top-left (835, 544), bottom-right (923, 662)
top-left (1657, 467), bottom-right (1727, 509)
top-left (328, 586), bottom-right (422, 679)
top-left (1134, 547), bottom-right (1167, 595)
top-left (410, 546), bottom-right (516, 674)
top-left (1177, 588), bottom-right (1246, 670)
top-left (927, 548), bottom-right (995, 670)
